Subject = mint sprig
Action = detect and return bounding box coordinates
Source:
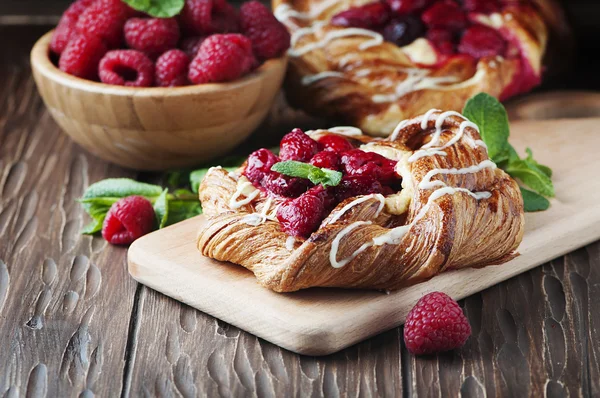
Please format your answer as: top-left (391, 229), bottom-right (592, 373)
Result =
top-left (121, 0), bottom-right (185, 18)
top-left (271, 161), bottom-right (343, 188)
top-left (463, 93), bottom-right (555, 212)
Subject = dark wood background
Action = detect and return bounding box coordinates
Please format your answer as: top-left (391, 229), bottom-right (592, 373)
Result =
top-left (0, 1), bottom-right (599, 397)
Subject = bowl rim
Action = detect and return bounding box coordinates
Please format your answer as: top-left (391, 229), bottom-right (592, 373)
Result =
top-left (31, 30), bottom-right (288, 97)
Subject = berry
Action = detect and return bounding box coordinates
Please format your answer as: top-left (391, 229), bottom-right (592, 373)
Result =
top-left (310, 151), bottom-right (341, 171)
top-left (244, 148), bottom-right (279, 184)
top-left (261, 173), bottom-right (310, 197)
top-left (330, 2), bottom-right (390, 29)
top-left (211, 1), bottom-right (240, 33)
top-left (102, 196), bottom-right (156, 245)
top-left (403, 292), bottom-right (471, 355)
top-left (458, 25), bottom-right (507, 58)
top-left (335, 176), bottom-right (385, 201)
top-left (59, 34), bottom-right (107, 79)
top-left (99, 50), bottom-right (155, 87)
top-left (188, 34), bottom-right (256, 84)
top-left (124, 17), bottom-right (180, 58)
top-left (180, 0), bottom-right (239, 35)
top-left (421, 1), bottom-right (468, 31)
top-left (385, 0), bottom-right (431, 15)
top-left (180, 36), bottom-right (206, 57)
top-left (462, 0), bottom-right (501, 14)
top-left (382, 16), bottom-right (425, 47)
top-left (240, 1), bottom-right (291, 60)
top-left (279, 128), bottom-right (322, 162)
top-left (317, 134), bottom-right (355, 153)
top-left (50, 0), bottom-right (97, 55)
top-left (277, 189), bottom-right (326, 238)
top-left (76, 0), bottom-right (132, 48)
top-left (156, 50), bottom-right (190, 87)
top-left (340, 149), bottom-right (398, 185)
top-left (426, 28), bottom-right (457, 55)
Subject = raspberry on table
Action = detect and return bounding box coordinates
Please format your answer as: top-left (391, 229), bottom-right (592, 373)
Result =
top-left (458, 25), bottom-right (507, 59)
top-left (279, 128), bottom-right (322, 162)
top-left (331, 2), bottom-right (390, 30)
top-left (59, 34), bottom-right (108, 79)
top-left (244, 148), bottom-right (280, 184)
top-left (156, 50), bottom-right (190, 87)
top-left (99, 50), bottom-right (155, 87)
top-left (317, 134), bottom-right (355, 153)
top-left (102, 196), bottom-right (156, 245)
top-left (188, 34), bottom-right (256, 84)
top-left (403, 292), bottom-right (472, 355)
top-left (76, 0), bottom-right (132, 48)
top-left (240, 1), bottom-right (290, 60)
top-left (421, 1), bottom-right (468, 31)
top-left (50, 0), bottom-right (97, 54)
top-left (124, 17), bottom-right (181, 58)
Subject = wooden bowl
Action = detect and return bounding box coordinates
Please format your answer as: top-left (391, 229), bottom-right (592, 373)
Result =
top-left (30, 31), bottom-right (288, 170)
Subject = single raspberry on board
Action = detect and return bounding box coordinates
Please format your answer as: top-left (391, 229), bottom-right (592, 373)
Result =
top-left (244, 148), bottom-right (279, 184)
top-left (240, 1), bottom-right (290, 60)
top-left (102, 196), bottom-right (155, 245)
top-left (310, 151), bottom-right (341, 171)
top-left (50, 0), bottom-right (97, 54)
top-left (99, 50), bottom-right (155, 87)
top-left (317, 134), bottom-right (355, 153)
top-left (59, 34), bottom-right (107, 79)
top-left (404, 292), bottom-right (472, 355)
top-left (124, 17), bottom-right (180, 58)
top-left (421, 1), bottom-right (468, 31)
top-left (76, 0), bottom-right (132, 48)
top-left (188, 34), bottom-right (256, 84)
top-left (155, 50), bottom-right (190, 87)
top-left (279, 129), bottom-right (322, 162)
top-left (330, 2), bottom-right (391, 30)
top-left (458, 25), bottom-right (507, 58)
top-left (277, 188), bottom-right (326, 237)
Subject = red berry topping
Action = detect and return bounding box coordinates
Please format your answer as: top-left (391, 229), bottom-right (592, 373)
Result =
top-left (421, 1), bottom-right (468, 31)
top-left (382, 16), bottom-right (425, 47)
top-left (458, 25), bottom-right (507, 58)
top-left (244, 148), bottom-right (279, 184)
top-left (404, 292), bottom-right (472, 355)
top-left (277, 188), bottom-right (326, 238)
top-left (240, 1), bottom-right (291, 60)
top-left (188, 34), bottom-right (256, 84)
top-left (99, 50), bottom-right (155, 87)
top-left (124, 17), bottom-right (180, 58)
top-left (180, 0), bottom-right (239, 35)
top-left (279, 128), bottom-right (322, 162)
top-left (310, 151), bottom-right (341, 171)
top-left (180, 36), bottom-right (206, 57)
top-left (462, 0), bottom-right (501, 14)
top-left (155, 50), bottom-right (190, 87)
top-left (261, 173), bottom-right (310, 197)
top-left (59, 34), bottom-right (108, 79)
top-left (101, 196), bottom-right (156, 245)
top-left (317, 134), bottom-right (355, 153)
top-left (76, 0), bottom-right (132, 48)
top-left (426, 28), bottom-right (457, 55)
top-left (331, 2), bottom-right (391, 30)
top-left (385, 0), bottom-right (431, 15)
top-left (335, 175), bottom-right (385, 201)
top-left (50, 0), bottom-right (97, 55)
top-left (340, 149), bottom-right (398, 185)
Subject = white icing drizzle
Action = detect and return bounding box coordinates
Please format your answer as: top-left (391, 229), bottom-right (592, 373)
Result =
top-left (330, 221), bottom-right (373, 268)
top-left (420, 108), bottom-right (441, 130)
top-left (412, 187), bottom-right (492, 224)
top-left (241, 197), bottom-right (274, 226)
top-left (328, 194), bottom-right (385, 224)
top-left (274, 0), bottom-right (339, 23)
top-left (328, 126), bottom-right (363, 136)
top-left (227, 171), bottom-right (240, 181)
top-left (422, 111), bottom-right (466, 149)
top-left (389, 120), bottom-right (409, 141)
top-left (301, 71), bottom-right (345, 85)
top-left (285, 236), bottom-right (296, 251)
top-left (354, 68), bottom-right (373, 77)
top-left (229, 181), bottom-right (260, 209)
top-left (289, 26), bottom-right (383, 57)
top-left (419, 160), bottom-right (497, 190)
top-left (408, 149), bottom-right (448, 162)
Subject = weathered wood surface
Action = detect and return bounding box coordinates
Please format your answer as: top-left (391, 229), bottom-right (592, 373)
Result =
top-left (0, 24), bottom-right (599, 397)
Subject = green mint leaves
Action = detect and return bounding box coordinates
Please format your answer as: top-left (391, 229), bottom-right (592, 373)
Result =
top-left (271, 161), bottom-right (343, 188)
top-left (463, 93), bottom-right (555, 212)
top-left (121, 0), bottom-right (185, 18)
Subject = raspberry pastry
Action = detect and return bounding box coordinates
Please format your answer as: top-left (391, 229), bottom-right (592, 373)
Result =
top-left (273, 0), bottom-right (562, 136)
top-left (197, 110), bottom-right (524, 292)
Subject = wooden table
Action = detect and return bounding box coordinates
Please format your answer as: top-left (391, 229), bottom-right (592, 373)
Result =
top-left (1, 24), bottom-right (599, 398)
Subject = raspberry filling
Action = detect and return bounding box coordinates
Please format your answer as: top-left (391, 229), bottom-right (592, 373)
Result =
top-left (242, 129), bottom-right (401, 238)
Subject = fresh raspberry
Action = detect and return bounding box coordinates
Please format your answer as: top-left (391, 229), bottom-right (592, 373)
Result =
top-left (102, 196), bottom-right (156, 245)
top-left (382, 16), bottom-right (425, 47)
top-left (462, 0), bottom-right (501, 14)
top-left (317, 134), bottom-right (355, 153)
top-left (426, 28), bottom-right (457, 55)
top-left (211, 1), bottom-right (240, 33)
top-left (279, 129), bottom-right (322, 162)
top-left (458, 25), bottom-right (507, 58)
top-left (310, 151), bottom-right (341, 171)
top-left (180, 36), bottom-right (206, 57)
top-left (76, 0), bottom-right (132, 48)
top-left (59, 34), bottom-right (107, 79)
top-left (244, 148), bottom-right (279, 184)
top-left (240, 1), bottom-right (290, 60)
top-left (50, 0), bottom-right (97, 54)
top-left (261, 173), bottom-right (310, 197)
top-left (99, 50), bottom-right (154, 87)
top-left (277, 188), bottom-right (326, 238)
top-left (330, 2), bottom-right (391, 30)
top-left (340, 149), bottom-right (398, 185)
top-left (188, 34), bottom-right (256, 84)
top-left (404, 292), bottom-right (472, 355)
top-left (385, 0), bottom-right (432, 15)
top-left (155, 50), bottom-right (190, 87)
top-left (335, 176), bottom-right (385, 201)
top-left (124, 17), bottom-right (180, 58)
top-left (421, 1), bottom-right (468, 31)
top-left (180, 0), bottom-right (239, 35)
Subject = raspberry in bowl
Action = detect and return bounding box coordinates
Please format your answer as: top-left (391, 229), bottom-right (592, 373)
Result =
top-left (30, 0), bottom-right (289, 170)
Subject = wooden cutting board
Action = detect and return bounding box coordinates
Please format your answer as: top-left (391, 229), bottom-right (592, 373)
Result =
top-left (128, 117), bottom-right (600, 356)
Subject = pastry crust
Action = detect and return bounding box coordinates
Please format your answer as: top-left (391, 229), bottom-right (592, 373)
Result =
top-left (197, 111), bottom-right (525, 292)
top-left (273, 0), bottom-right (552, 136)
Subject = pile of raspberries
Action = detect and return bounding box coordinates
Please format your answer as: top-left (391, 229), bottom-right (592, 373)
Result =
top-left (50, 0), bottom-right (290, 87)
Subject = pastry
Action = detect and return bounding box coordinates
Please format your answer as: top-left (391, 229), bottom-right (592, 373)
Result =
top-left (273, 0), bottom-right (561, 136)
top-left (197, 110), bottom-right (524, 292)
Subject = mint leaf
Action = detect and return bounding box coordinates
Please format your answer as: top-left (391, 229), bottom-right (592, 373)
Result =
top-left (525, 148), bottom-right (552, 178)
top-left (167, 200), bottom-right (202, 225)
top-left (154, 189), bottom-right (169, 228)
top-left (271, 161), bottom-right (342, 188)
top-left (122, 0), bottom-right (185, 18)
top-left (81, 179), bottom-right (163, 204)
top-left (506, 159), bottom-right (555, 197)
top-left (520, 187), bottom-right (550, 212)
top-left (82, 217), bottom-right (104, 235)
top-left (463, 93), bottom-right (510, 163)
